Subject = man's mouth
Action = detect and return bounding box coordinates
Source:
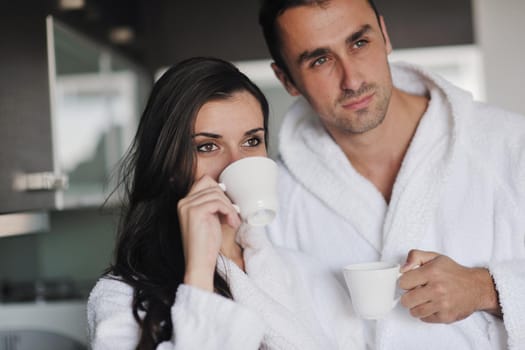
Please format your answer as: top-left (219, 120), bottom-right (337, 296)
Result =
top-left (341, 93), bottom-right (374, 110)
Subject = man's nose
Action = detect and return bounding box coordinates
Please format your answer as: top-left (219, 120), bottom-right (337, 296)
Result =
top-left (339, 57), bottom-right (363, 92)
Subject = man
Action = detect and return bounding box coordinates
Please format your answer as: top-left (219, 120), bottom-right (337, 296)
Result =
top-left (259, 0), bottom-right (525, 348)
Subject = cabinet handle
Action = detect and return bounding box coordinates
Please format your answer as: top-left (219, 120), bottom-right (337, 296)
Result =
top-left (13, 172), bottom-right (69, 192)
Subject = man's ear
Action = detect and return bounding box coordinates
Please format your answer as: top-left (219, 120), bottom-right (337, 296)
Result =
top-left (271, 62), bottom-right (301, 96)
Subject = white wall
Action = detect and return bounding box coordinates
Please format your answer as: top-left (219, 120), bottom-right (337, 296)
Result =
top-left (472, 0), bottom-right (525, 115)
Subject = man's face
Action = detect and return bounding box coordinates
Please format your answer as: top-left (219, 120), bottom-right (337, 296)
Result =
top-left (274, 0), bottom-right (394, 136)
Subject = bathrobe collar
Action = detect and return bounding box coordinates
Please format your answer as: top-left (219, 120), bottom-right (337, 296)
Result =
top-left (279, 62), bottom-right (474, 255)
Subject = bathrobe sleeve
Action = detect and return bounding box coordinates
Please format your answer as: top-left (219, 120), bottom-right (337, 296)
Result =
top-left (87, 278), bottom-right (266, 350)
top-left (487, 121), bottom-right (525, 350)
top-left (489, 260), bottom-right (525, 349)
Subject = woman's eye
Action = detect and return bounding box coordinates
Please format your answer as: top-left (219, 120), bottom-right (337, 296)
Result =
top-left (242, 137), bottom-right (261, 147)
top-left (196, 143), bottom-right (218, 153)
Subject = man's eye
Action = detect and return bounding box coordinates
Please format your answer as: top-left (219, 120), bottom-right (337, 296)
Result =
top-left (354, 39), bottom-right (368, 48)
top-left (196, 143), bottom-right (218, 152)
top-left (243, 137), bottom-right (261, 147)
top-left (312, 57), bottom-right (328, 67)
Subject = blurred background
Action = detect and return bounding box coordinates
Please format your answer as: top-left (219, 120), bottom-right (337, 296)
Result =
top-left (0, 0), bottom-right (524, 348)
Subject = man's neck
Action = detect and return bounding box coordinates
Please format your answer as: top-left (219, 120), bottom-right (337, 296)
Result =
top-left (327, 88), bottom-right (429, 202)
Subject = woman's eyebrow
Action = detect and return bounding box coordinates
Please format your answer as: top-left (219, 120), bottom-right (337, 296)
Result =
top-left (245, 127), bottom-right (265, 136)
top-left (192, 128), bottom-right (264, 138)
top-left (192, 132), bottom-right (221, 138)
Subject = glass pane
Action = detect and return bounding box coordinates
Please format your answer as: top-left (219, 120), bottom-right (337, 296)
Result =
top-left (50, 18), bottom-right (150, 208)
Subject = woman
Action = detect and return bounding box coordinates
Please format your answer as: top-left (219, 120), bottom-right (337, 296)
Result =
top-left (87, 57), bottom-right (364, 349)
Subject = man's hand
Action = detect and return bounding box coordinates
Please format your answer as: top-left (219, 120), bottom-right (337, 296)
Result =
top-left (399, 249), bottom-right (501, 323)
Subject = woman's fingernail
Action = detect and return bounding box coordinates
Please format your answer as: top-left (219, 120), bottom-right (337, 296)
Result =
top-left (232, 204), bottom-right (241, 214)
top-left (218, 183), bottom-right (226, 191)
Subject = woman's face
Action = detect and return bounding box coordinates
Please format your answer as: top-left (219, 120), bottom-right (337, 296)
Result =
top-left (193, 90), bottom-right (267, 181)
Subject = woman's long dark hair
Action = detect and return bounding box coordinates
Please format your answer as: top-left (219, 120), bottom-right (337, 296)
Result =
top-left (109, 57), bottom-right (269, 349)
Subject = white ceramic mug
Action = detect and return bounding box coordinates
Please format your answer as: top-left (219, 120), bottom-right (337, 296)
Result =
top-left (219, 156), bottom-right (278, 226)
top-left (342, 261), bottom-right (401, 320)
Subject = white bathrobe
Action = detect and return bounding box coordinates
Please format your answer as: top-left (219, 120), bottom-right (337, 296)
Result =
top-left (87, 225), bottom-right (365, 349)
top-left (267, 62), bottom-right (525, 349)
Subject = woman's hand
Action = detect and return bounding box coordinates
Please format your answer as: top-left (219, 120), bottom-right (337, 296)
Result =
top-left (177, 175), bottom-right (242, 292)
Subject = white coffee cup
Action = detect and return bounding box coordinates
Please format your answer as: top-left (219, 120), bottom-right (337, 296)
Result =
top-left (219, 156), bottom-right (278, 227)
top-left (342, 261), bottom-right (402, 320)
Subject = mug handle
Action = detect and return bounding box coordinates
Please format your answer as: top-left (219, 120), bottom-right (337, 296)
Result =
top-left (219, 182), bottom-right (241, 214)
top-left (393, 264), bottom-right (421, 308)
top-left (393, 272), bottom-right (403, 308)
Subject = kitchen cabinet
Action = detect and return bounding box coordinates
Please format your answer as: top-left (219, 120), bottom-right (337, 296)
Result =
top-left (0, 14), bottom-right (150, 215)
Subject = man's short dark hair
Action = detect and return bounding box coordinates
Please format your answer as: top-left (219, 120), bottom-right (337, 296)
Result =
top-left (259, 0), bottom-right (381, 76)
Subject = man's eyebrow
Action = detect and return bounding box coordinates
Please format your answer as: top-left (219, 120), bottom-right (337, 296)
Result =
top-left (345, 24), bottom-right (372, 46)
top-left (192, 132), bottom-right (221, 138)
top-left (297, 48), bottom-right (330, 66)
top-left (296, 24), bottom-right (373, 66)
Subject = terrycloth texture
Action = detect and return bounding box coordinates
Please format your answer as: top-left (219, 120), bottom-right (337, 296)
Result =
top-left (87, 278), bottom-right (265, 350)
top-left (87, 225), bottom-right (365, 349)
top-left (268, 61), bottom-right (525, 349)
top-left (233, 225), bottom-right (365, 350)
